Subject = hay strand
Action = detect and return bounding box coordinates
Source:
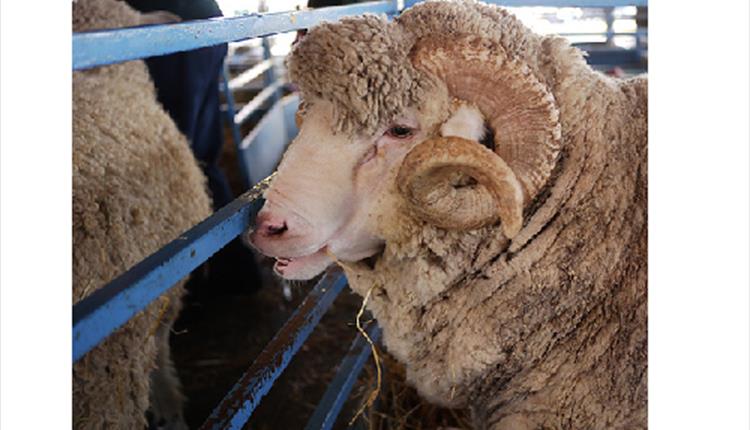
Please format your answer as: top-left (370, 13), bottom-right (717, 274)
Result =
top-left (349, 283), bottom-right (382, 426)
top-left (145, 294), bottom-right (171, 340)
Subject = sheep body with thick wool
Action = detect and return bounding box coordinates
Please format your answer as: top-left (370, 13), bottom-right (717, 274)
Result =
top-left (251, 1), bottom-right (647, 428)
top-left (73, 1), bottom-right (212, 428)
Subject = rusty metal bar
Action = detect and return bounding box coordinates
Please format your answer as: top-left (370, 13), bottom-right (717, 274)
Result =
top-left (304, 324), bottom-right (382, 430)
top-left (200, 271), bottom-right (348, 430)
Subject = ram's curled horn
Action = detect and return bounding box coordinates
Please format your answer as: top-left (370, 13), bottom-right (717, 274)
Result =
top-left (408, 34), bottom-right (562, 212)
top-left (398, 136), bottom-right (524, 237)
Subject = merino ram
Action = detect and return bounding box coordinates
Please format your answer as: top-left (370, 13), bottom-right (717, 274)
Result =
top-left (249, 1), bottom-right (647, 429)
top-left (73, 0), bottom-right (211, 428)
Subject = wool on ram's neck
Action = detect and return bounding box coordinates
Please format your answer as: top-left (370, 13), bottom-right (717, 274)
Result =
top-left (341, 40), bottom-right (647, 430)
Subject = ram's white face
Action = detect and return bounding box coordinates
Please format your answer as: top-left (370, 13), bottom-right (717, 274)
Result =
top-left (247, 100), bottom-right (421, 279)
top-left (248, 99), bottom-right (484, 280)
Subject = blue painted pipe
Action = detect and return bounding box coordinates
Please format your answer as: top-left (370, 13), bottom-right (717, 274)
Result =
top-left (72, 183), bottom-right (268, 362)
top-left (73, 2), bottom-right (398, 70)
top-left (304, 324), bottom-right (382, 430)
top-left (405, 0), bottom-right (647, 7)
top-left (200, 272), bottom-right (348, 430)
top-left (73, 0), bottom-right (647, 71)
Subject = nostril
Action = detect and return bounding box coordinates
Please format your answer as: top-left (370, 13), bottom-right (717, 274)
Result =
top-left (265, 221), bottom-right (288, 236)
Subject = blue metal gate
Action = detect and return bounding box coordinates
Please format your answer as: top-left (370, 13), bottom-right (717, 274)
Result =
top-left (72, 1), bottom-right (647, 429)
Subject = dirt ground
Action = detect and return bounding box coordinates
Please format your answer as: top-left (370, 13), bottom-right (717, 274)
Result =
top-left (172, 267), bottom-right (370, 429)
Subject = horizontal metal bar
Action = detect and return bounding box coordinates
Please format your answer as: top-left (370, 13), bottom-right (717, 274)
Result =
top-left (304, 324), bottom-right (382, 430)
top-left (560, 30), bottom-right (647, 37)
top-left (73, 2), bottom-right (398, 70)
top-left (72, 179), bottom-right (271, 362)
top-left (407, 0), bottom-right (647, 7)
top-left (234, 79), bottom-right (286, 125)
top-left (582, 48), bottom-right (642, 65)
top-left (228, 59), bottom-right (273, 91)
top-left (239, 94), bottom-right (288, 151)
top-left (200, 272), bottom-right (348, 430)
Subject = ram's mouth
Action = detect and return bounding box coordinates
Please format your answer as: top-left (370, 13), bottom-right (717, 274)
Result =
top-left (272, 247), bottom-right (330, 278)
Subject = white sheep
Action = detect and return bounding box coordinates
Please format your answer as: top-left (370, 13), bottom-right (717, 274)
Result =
top-left (248, 1), bottom-right (647, 428)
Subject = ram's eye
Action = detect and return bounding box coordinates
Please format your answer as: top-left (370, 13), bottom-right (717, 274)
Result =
top-left (385, 125), bottom-right (414, 139)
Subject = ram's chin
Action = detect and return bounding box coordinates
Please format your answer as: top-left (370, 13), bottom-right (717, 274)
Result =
top-left (273, 249), bottom-right (332, 280)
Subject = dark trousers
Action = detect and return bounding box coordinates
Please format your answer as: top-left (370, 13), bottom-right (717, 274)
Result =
top-left (145, 44), bottom-right (262, 295)
top-left (145, 44), bottom-right (233, 209)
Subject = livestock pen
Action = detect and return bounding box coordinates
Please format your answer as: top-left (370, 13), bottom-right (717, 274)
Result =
top-left (72, 0), bottom-right (648, 428)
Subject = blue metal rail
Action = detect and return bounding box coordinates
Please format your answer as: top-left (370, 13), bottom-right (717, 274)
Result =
top-left (72, 0), bottom-right (647, 70)
top-left (72, 179), bottom-right (270, 362)
top-left (201, 272), bottom-right (348, 430)
top-left (406, 0), bottom-right (647, 6)
top-left (73, 0), bottom-right (647, 428)
top-left (73, 1), bottom-right (398, 70)
top-left (304, 324), bottom-right (382, 430)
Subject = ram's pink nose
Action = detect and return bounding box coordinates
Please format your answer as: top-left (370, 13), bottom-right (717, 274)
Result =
top-left (256, 214), bottom-right (288, 238)
top-left (247, 204), bottom-right (322, 256)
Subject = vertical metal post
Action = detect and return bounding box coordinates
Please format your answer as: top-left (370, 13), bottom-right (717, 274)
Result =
top-left (258, 0), bottom-right (279, 106)
top-left (604, 6), bottom-right (615, 46)
top-left (261, 37), bottom-right (280, 105)
top-left (221, 64), bottom-right (252, 188)
top-left (635, 5), bottom-right (647, 52)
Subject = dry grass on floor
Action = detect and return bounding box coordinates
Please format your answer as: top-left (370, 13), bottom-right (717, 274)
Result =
top-left (348, 351), bottom-right (473, 430)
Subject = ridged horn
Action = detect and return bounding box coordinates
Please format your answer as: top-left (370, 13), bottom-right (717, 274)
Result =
top-left (398, 136), bottom-right (524, 237)
top-left (399, 35), bottom-right (561, 236)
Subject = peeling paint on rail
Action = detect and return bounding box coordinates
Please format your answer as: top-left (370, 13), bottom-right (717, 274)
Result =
top-left (304, 324), bottom-right (382, 430)
top-left (200, 271), bottom-right (348, 430)
top-left (72, 175), bottom-right (274, 362)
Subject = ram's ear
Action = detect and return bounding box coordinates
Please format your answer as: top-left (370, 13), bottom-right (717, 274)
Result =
top-left (397, 136), bottom-right (524, 237)
top-left (439, 103), bottom-right (487, 143)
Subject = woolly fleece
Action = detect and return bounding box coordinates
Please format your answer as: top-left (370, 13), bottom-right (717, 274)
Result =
top-left (287, 15), bottom-right (435, 136)
top-left (72, 1), bottom-right (212, 428)
top-left (289, 1), bottom-right (648, 428)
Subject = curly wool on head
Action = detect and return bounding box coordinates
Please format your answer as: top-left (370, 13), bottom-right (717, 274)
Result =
top-left (397, 0), bottom-right (538, 60)
top-left (287, 15), bottom-right (436, 136)
top-left (286, 0), bottom-right (569, 139)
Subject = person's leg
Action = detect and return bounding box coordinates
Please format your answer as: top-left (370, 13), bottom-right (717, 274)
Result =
top-left (190, 44), bottom-right (236, 209)
top-left (145, 44), bottom-right (237, 210)
top-left (145, 45), bottom-right (262, 294)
